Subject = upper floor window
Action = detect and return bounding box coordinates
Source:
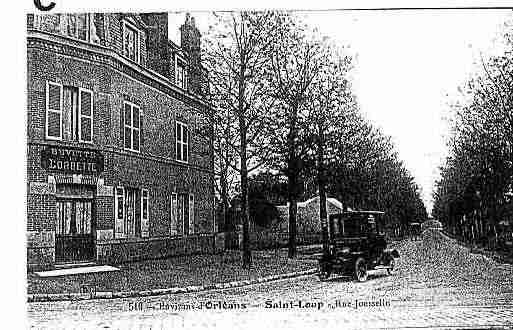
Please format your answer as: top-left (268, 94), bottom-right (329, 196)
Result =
top-left (123, 101), bottom-right (141, 152)
top-left (62, 14), bottom-right (90, 41)
top-left (123, 21), bottom-right (140, 63)
top-left (176, 58), bottom-right (188, 90)
top-left (46, 81), bottom-right (93, 143)
top-left (176, 121), bottom-right (189, 163)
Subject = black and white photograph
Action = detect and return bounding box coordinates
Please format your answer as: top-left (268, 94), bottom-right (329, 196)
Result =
top-left (16, 1), bottom-right (513, 328)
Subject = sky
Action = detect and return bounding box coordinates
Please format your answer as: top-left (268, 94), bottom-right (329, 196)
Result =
top-left (168, 10), bottom-right (511, 213)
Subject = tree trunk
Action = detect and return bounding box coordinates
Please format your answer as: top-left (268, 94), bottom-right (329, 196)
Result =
top-left (240, 118), bottom-right (251, 269)
top-left (288, 173), bottom-right (298, 259)
top-left (286, 106), bottom-right (301, 259)
top-left (220, 171), bottom-right (229, 232)
top-left (317, 130), bottom-right (329, 257)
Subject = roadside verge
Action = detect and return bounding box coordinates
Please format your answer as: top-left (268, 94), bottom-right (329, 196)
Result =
top-left (27, 268), bottom-right (317, 303)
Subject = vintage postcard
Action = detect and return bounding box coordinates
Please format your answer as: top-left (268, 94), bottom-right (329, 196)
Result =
top-left (23, 1), bottom-right (513, 329)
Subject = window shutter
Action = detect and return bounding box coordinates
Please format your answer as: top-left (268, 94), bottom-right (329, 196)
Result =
top-left (46, 81), bottom-right (63, 139)
top-left (135, 190), bottom-right (141, 237)
top-left (177, 194), bottom-right (184, 236)
top-left (170, 193), bottom-right (177, 235)
top-left (183, 194), bottom-right (190, 235)
top-left (141, 189), bottom-right (149, 237)
top-left (79, 88), bottom-right (93, 142)
top-left (139, 110), bottom-right (144, 152)
top-left (184, 125), bottom-right (189, 163)
top-left (175, 122), bottom-right (181, 161)
top-left (132, 106), bottom-right (140, 152)
top-left (124, 103), bottom-right (132, 149)
top-left (120, 103), bottom-right (125, 148)
top-left (189, 194), bottom-right (194, 234)
top-left (114, 187), bottom-right (125, 238)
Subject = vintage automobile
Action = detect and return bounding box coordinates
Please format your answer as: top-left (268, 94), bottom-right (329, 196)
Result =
top-left (318, 210), bottom-right (400, 282)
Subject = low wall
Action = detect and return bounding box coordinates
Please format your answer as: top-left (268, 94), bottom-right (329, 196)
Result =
top-left (224, 230), bottom-right (322, 250)
top-left (97, 234), bottom-right (218, 264)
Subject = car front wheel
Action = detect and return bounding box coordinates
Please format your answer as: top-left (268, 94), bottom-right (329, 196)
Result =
top-left (354, 257), bottom-right (368, 282)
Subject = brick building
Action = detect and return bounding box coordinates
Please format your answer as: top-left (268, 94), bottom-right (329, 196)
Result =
top-left (27, 12), bottom-right (218, 270)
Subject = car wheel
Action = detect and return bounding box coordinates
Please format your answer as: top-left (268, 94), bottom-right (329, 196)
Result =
top-left (387, 258), bottom-right (396, 275)
top-left (318, 262), bottom-right (331, 281)
top-left (354, 257), bottom-right (368, 282)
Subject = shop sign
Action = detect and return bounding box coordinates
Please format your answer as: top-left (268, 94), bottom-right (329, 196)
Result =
top-left (41, 146), bottom-right (104, 175)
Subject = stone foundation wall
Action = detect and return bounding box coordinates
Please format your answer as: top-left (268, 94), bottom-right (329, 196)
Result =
top-left (96, 234), bottom-right (215, 264)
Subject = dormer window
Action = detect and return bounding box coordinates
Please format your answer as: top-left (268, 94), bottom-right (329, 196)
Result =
top-left (58, 14), bottom-right (97, 42)
top-left (123, 21), bottom-right (140, 63)
top-left (175, 58), bottom-right (188, 90)
top-left (64, 14), bottom-right (89, 41)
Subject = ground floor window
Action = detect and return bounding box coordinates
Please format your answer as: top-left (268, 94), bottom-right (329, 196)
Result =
top-left (170, 192), bottom-right (195, 236)
top-left (115, 186), bottom-right (149, 238)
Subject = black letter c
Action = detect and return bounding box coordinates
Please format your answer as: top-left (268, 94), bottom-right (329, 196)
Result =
top-left (34, 0), bottom-right (56, 11)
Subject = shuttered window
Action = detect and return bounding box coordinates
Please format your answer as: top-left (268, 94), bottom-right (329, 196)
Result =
top-left (123, 101), bottom-right (141, 152)
top-left (174, 193), bottom-right (194, 235)
top-left (176, 121), bottom-right (189, 163)
top-left (46, 82), bottom-right (63, 140)
top-left (115, 187), bottom-right (149, 239)
top-left (47, 82), bottom-right (93, 143)
top-left (79, 88), bottom-right (93, 143)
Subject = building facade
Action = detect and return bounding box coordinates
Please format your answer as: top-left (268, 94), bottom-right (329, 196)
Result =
top-left (27, 13), bottom-right (218, 270)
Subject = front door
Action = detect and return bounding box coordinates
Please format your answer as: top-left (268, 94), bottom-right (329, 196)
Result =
top-left (55, 199), bottom-right (95, 263)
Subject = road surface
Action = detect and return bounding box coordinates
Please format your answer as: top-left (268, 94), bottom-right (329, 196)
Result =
top-left (28, 230), bottom-right (513, 329)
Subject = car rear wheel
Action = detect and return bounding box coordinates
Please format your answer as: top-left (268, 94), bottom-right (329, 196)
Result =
top-left (354, 257), bottom-right (368, 282)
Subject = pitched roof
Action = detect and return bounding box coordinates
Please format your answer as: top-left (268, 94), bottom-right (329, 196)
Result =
top-left (278, 196), bottom-right (345, 210)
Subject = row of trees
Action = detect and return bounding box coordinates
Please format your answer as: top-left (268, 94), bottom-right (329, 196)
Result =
top-left (433, 20), bottom-right (513, 247)
top-left (204, 12), bottom-right (427, 268)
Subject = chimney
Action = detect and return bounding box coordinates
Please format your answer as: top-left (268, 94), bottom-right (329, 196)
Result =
top-left (180, 13), bottom-right (202, 95)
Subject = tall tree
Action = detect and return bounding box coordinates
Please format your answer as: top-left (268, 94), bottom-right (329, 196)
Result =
top-left (204, 12), bottom-right (278, 268)
top-left (433, 18), bottom-right (513, 244)
top-left (267, 17), bottom-right (326, 258)
top-left (212, 104), bottom-right (237, 232)
top-left (307, 48), bottom-right (355, 254)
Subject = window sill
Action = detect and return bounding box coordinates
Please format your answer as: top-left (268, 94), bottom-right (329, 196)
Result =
top-left (45, 138), bottom-right (96, 146)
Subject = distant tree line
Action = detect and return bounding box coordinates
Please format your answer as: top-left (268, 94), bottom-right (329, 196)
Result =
top-left (433, 19), bottom-right (513, 248)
